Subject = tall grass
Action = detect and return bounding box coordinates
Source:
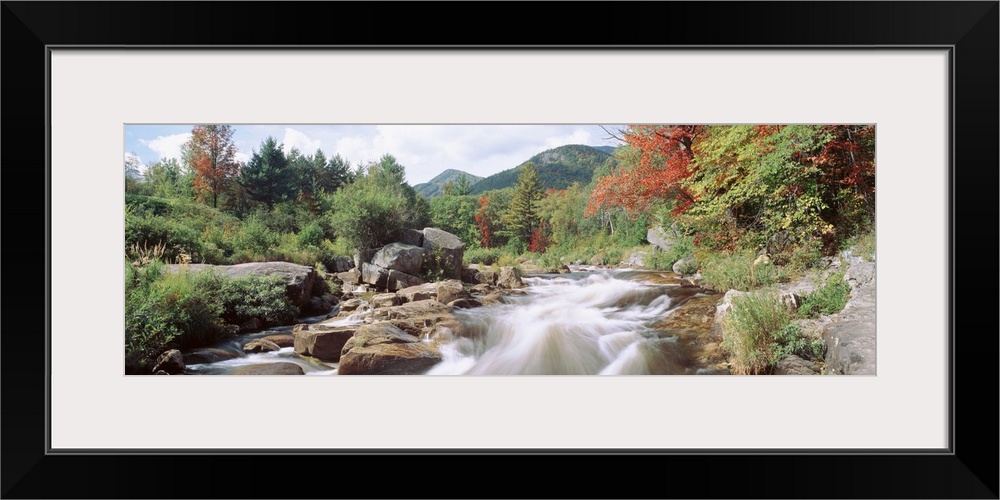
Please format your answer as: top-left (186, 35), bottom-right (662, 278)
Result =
top-left (700, 250), bottom-right (782, 291)
top-left (721, 292), bottom-right (791, 374)
top-left (797, 270), bottom-right (851, 318)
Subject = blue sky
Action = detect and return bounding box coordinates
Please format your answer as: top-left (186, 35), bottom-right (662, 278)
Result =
top-left (125, 124), bottom-right (625, 185)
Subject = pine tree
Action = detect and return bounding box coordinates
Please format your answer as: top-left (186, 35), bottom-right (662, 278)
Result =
top-left (502, 162), bottom-right (543, 247)
top-left (239, 137), bottom-right (295, 207)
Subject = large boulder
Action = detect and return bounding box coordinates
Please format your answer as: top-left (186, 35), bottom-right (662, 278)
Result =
top-left (772, 355), bottom-right (820, 375)
top-left (167, 262), bottom-right (318, 308)
top-left (231, 363), bottom-right (304, 375)
top-left (421, 228), bottom-right (465, 279)
top-left (152, 349), bottom-right (184, 374)
top-left (370, 299), bottom-right (452, 322)
top-left (353, 248), bottom-right (377, 269)
top-left (338, 323), bottom-right (442, 375)
top-left (711, 289), bottom-right (748, 333)
top-left (371, 243), bottom-right (424, 276)
top-left (435, 280), bottom-right (468, 305)
top-left (395, 283), bottom-right (438, 303)
top-left (243, 339), bottom-right (281, 354)
top-left (387, 270), bottom-right (425, 292)
top-left (496, 266), bottom-right (524, 289)
top-left (293, 324), bottom-right (358, 362)
top-left (647, 225), bottom-right (678, 252)
top-left (331, 257), bottom-right (354, 273)
top-left (259, 334), bottom-right (295, 348)
top-left (392, 228), bottom-right (425, 247)
top-left (361, 263), bottom-right (389, 289)
top-left (370, 293), bottom-right (401, 308)
top-left (672, 255), bottom-right (698, 275)
top-left (336, 269), bottom-right (362, 287)
top-left (182, 347), bottom-right (242, 365)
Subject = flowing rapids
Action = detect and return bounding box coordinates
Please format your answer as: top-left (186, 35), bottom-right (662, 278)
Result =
top-left (183, 268), bottom-right (725, 375)
top-left (427, 270), bottom-right (715, 375)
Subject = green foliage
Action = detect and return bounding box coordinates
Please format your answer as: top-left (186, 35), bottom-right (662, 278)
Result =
top-left (721, 292), bottom-right (791, 375)
top-left (125, 261), bottom-right (228, 372)
top-left (797, 271), bottom-right (851, 318)
top-left (770, 323), bottom-right (826, 364)
top-left (239, 137), bottom-right (296, 207)
top-left (328, 155), bottom-right (428, 252)
top-left (233, 215), bottom-right (281, 259)
top-left (420, 246), bottom-right (449, 282)
top-left (700, 250), bottom-right (781, 291)
top-left (218, 274), bottom-right (299, 327)
top-left (464, 247), bottom-right (502, 266)
top-left (501, 162), bottom-right (544, 247)
top-left (297, 221), bottom-right (325, 248)
top-left (430, 194), bottom-right (480, 247)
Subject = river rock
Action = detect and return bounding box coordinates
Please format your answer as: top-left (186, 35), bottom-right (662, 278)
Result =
top-left (306, 295), bottom-right (333, 315)
top-left (293, 324), bottom-right (358, 361)
top-left (361, 263), bottom-right (389, 289)
top-left (152, 349), bottom-right (184, 374)
top-left (391, 228), bottom-right (424, 247)
top-left (672, 255), bottom-right (698, 275)
top-left (371, 293), bottom-right (401, 308)
top-left (338, 323), bottom-right (442, 375)
top-left (712, 289), bottom-right (747, 333)
top-left (353, 248), bottom-right (377, 269)
top-left (340, 298), bottom-right (364, 312)
top-left (232, 362), bottom-right (304, 375)
top-left (396, 283), bottom-right (437, 303)
top-left (436, 280), bottom-right (468, 304)
top-left (497, 266), bottom-right (523, 289)
top-left (823, 259), bottom-right (876, 375)
top-left (331, 256), bottom-right (353, 273)
top-left (371, 243), bottom-right (424, 276)
top-left (182, 347), bottom-right (242, 365)
top-left (260, 334), bottom-right (295, 348)
top-left (779, 293), bottom-right (803, 313)
top-left (622, 251), bottom-right (646, 268)
top-left (480, 292), bottom-right (507, 305)
top-left (647, 225), bottom-right (678, 252)
top-left (387, 270), bottom-right (425, 292)
top-left (337, 269), bottom-right (362, 286)
top-left (422, 227), bottom-right (464, 279)
top-left (772, 354), bottom-right (820, 375)
top-left (447, 298), bottom-right (481, 309)
top-left (475, 270), bottom-right (497, 285)
top-left (370, 299), bottom-right (452, 322)
top-left (243, 339), bottom-right (281, 354)
top-left (168, 262), bottom-right (318, 309)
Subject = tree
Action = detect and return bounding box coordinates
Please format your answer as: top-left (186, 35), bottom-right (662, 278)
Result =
top-left (124, 152), bottom-right (145, 194)
top-left (501, 162), bottom-right (544, 247)
top-left (239, 137), bottom-right (295, 208)
top-left (430, 194), bottom-right (479, 247)
top-left (143, 158), bottom-right (192, 199)
top-left (585, 125), bottom-right (703, 218)
top-left (183, 125), bottom-right (240, 208)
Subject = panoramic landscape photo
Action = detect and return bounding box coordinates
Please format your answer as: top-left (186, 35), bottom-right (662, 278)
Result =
top-left (124, 124), bottom-right (875, 376)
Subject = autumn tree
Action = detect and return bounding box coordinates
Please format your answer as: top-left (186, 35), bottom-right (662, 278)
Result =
top-left (585, 125), bottom-right (703, 219)
top-left (239, 137), bottom-right (295, 208)
top-left (501, 162), bottom-right (544, 248)
top-left (183, 125), bottom-right (240, 208)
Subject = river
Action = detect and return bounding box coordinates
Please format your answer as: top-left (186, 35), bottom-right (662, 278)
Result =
top-left (183, 267), bottom-right (728, 375)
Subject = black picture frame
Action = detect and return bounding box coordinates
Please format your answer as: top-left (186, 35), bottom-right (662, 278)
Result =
top-left (3, 2), bottom-right (997, 498)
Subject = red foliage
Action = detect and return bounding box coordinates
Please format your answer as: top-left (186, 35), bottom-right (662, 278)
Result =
top-left (475, 194), bottom-right (495, 248)
top-left (188, 125), bottom-right (240, 208)
top-left (585, 125), bottom-right (703, 217)
top-left (528, 220), bottom-right (549, 253)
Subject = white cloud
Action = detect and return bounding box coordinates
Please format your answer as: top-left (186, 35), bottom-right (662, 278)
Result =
top-left (281, 127), bottom-right (321, 155)
top-left (139, 132), bottom-right (190, 163)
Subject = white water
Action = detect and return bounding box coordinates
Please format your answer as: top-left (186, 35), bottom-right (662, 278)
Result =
top-left (426, 271), bottom-right (700, 375)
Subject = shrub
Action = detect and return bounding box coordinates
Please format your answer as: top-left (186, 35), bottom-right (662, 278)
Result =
top-left (124, 262), bottom-right (227, 372)
top-left (721, 291), bottom-right (791, 374)
top-left (297, 221), bottom-right (325, 248)
top-left (700, 250), bottom-right (779, 291)
top-left (464, 247), bottom-right (502, 266)
top-left (218, 274), bottom-right (299, 327)
top-left (770, 323), bottom-right (826, 364)
top-left (797, 271), bottom-right (851, 318)
top-left (233, 215), bottom-right (280, 259)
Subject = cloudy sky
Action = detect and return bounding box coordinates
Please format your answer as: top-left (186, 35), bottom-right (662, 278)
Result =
top-left (124, 124), bottom-right (625, 185)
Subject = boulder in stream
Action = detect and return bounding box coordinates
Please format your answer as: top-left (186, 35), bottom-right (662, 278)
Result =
top-left (231, 362), bottom-right (304, 375)
top-left (152, 349), bottom-right (184, 374)
top-left (293, 324), bottom-right (359, 362)
top-left (338, 323), bottom-right (443, 375)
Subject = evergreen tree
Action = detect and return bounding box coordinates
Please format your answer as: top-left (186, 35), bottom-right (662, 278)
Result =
top-left (239, 137), bottom-right (295, 207)
top-left (501, 162), bottom-right (544, 247)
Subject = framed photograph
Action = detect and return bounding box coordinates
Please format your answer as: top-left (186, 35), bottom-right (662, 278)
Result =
top-left (4, 2), bottom-right (996, 498)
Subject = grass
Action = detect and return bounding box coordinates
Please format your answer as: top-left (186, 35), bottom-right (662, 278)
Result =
top-left (700, 250), bottom-right (783, 291)
top-left (797, 270), bottom-right (851, 318)
top-left (721, 291), bottom-right (791, 375)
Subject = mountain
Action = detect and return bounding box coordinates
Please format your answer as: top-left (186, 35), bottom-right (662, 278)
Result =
top-left (468, 144), bottom-right (617, 194)
top-left (594, 145), bottom-right (618, 154)
top-left (413, 169), bottom-right (483, 198)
